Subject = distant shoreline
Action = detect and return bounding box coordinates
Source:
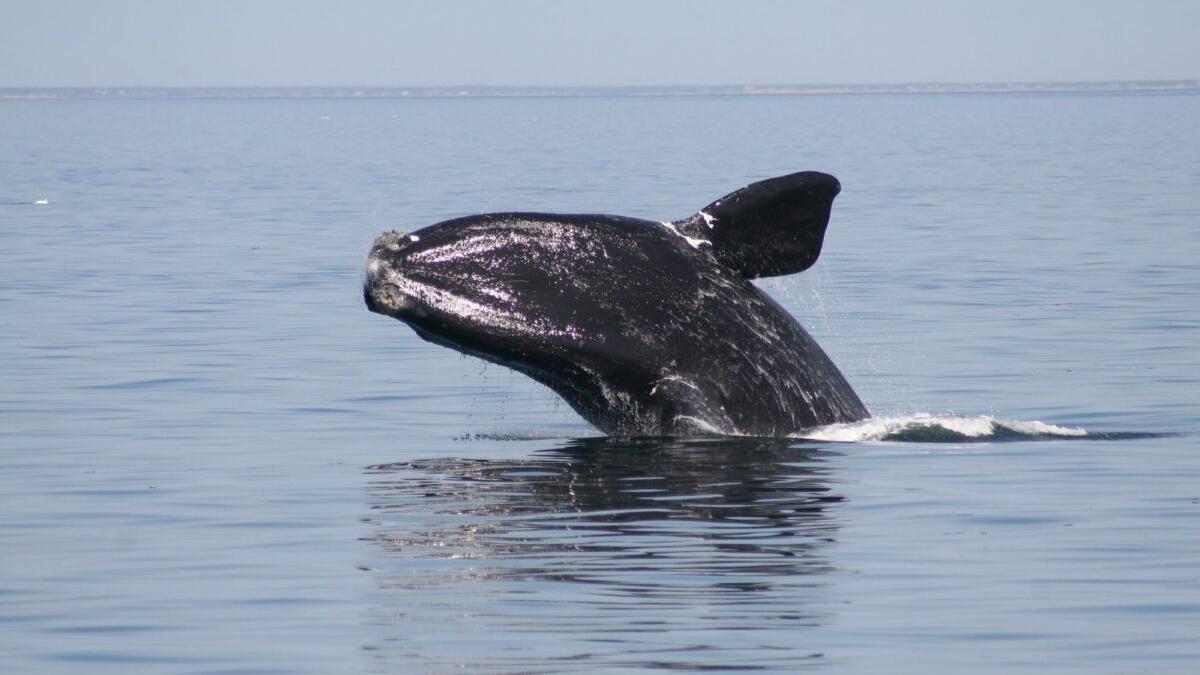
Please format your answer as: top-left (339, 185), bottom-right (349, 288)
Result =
top-left (2, 80), bottom-right (1198, 100)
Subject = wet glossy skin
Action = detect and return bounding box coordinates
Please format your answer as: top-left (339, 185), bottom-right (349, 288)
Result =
top-left (364, 174), bottom-right (868, 436)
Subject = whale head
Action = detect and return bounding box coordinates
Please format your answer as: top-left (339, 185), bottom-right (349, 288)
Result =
top-left (364, 172), bottom-right (866, 435)
top-left (364, 213), bottom-right (703, 389)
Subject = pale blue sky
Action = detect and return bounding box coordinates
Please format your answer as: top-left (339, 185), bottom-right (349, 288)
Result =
top-left (1, 0), bottom-right (1197, 87)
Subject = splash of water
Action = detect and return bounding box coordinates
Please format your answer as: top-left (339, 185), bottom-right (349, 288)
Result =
top-left (462, 414), bottom-right (1168, 444)
top-left (798, 413), bottom-right (1087, 443)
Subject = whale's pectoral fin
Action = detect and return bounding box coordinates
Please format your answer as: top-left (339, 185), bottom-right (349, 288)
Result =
top-left (652, 378), bottom-right (735, 436)
top-left (683, 171), bottom-right (841, 279)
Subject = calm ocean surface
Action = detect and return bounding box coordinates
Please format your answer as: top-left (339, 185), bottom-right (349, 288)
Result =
top-left (1, 93), bottom-right (1198, 673)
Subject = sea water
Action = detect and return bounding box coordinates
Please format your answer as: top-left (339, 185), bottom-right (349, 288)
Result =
top-left (1, 92), bottom-right (1198, 673)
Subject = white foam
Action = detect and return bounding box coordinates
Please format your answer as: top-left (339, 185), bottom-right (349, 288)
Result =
top-left (33, 198), bottom-right (48, 205)
top-left (798, 413), bottom-right (1087, 442)
top-left (997, 419), bottom-right (1088, 437)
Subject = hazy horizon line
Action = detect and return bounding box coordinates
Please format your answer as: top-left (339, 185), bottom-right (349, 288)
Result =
top-left (4, 77), bottom-right (1198, 87)
top-left (3, 79), bottom-right (1197, 100)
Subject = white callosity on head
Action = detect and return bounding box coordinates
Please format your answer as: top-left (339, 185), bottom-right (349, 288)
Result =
top-left (699, 210), bottom-right (716, 228)
top-left (366, 257), bottom-right (388, 281)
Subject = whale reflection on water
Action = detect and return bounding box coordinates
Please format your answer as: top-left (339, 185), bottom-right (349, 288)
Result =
top-left (362, 437), bottom-right (843, 670)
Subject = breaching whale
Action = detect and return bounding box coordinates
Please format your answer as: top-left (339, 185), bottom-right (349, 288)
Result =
top-left (364, 171), bottom-right (869, 436)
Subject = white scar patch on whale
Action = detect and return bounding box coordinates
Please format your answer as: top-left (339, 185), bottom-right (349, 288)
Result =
top-left (660, 221), bottom-right (711, 250)
top-left (649, 375), bottom-right (701, 396)
top-left (670, 415), bottom-right (730, 435)
top-left (699, 210), bottom-right (716, 228)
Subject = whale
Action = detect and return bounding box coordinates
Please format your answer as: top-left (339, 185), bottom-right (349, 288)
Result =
top-left (364, 171), bottom-right (869, 436)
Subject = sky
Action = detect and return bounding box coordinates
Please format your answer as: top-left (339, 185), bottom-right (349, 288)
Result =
top-left (1, 0), bottom-right (1197, 87)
